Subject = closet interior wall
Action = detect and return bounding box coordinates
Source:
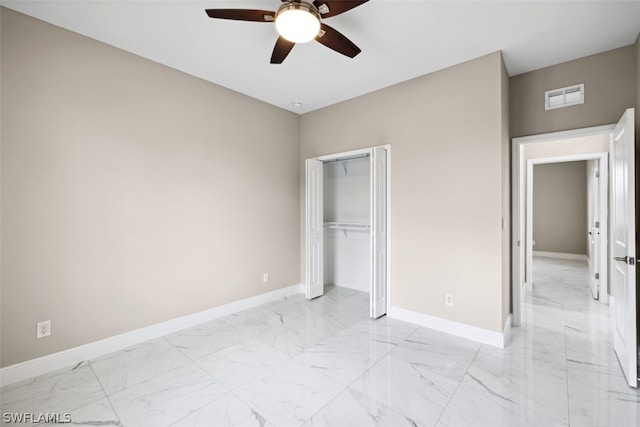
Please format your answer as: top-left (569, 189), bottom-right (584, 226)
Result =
top-left (323, 156), bottom-right (371, 293)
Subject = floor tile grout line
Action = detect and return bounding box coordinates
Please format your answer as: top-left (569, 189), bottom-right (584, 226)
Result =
top-left (315, 325), bottom-right (454, 424)
top-left (300, 333), bottom-right (406, 426)
top-left (198, 288), bottom-right (371, 426)
top-left (433, 342), bottom-right (483, 426)
top-left (87, 361), bottom-right (125, 427)
top-left (160, 293), bottom-right (316, 365)
top-left (560, 259), bottom-right (573, 427)
top-left (90, 335), bottom-right (218, 396)
top-left (297, 381), bottom-right (354, 426)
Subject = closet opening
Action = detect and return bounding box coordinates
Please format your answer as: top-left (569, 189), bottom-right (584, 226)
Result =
top-left (305, 146), bottom-right (390, 319)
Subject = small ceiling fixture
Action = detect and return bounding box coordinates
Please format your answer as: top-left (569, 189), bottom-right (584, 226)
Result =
top-left (275, 2), bottom-right (321, 43)
top-left (292, 101), bottom-right (303, 107)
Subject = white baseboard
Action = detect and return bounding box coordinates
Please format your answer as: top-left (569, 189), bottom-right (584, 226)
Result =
top-left (388, 306), bottom-right (508, 349)
top-left (332, 282), bottom-right (369, 293)
top-left (533, 251), bottom-right (588, 261)
top-left (0, 284), bottom-right (304, 388)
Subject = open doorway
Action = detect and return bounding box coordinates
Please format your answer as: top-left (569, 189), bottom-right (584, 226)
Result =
top-left (512, 125), bottom-right (613, 323)
top-left (526, 154), bottom-right (608, 303)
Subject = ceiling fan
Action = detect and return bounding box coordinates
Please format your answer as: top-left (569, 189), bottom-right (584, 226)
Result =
top-left (205, 0), bottom-right (369, 64)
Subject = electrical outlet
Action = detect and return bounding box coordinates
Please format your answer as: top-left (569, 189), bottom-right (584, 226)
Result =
top-left (444, 293), bottom-right (454, 307)
top-left (263, 273), bottom-right (269, 284)
top-left (37, 320), bottom-right (51, 339)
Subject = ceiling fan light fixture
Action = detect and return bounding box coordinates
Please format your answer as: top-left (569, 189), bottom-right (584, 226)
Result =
top-left (275, 2), bottom-right (321, 44)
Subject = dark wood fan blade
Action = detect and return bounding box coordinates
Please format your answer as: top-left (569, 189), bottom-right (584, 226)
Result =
top-left (205, 9), bottom-right (275, 22)
top-left (271, 37), bottom-right (296, 64)
top-left (315, 23), bottom-right (361, 58)
top-left (313, 1), bottom-right (368, 18)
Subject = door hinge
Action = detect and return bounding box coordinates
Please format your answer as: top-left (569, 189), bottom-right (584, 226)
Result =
top-left (595, 273), bottom-right (600, 280)
top-left (595, 221), bottom-right (600, 228)
top-left (595, 171), bottom-right (600, 178)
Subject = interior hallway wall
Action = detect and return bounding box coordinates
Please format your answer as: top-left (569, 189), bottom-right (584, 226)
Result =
top-left (510, 45), bottom-right (637, 138)
top-left (532, 161), bottom-right (588, 255)
top-left (1, 9), bottom-right (301, 367)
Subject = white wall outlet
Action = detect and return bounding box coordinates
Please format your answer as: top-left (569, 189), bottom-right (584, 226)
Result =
top-left (37, 320), bottom-right (51, 338)
top-left (444, 293), bottom-right (454, 307)
top-left (263, 273), bottom-right (269, 284)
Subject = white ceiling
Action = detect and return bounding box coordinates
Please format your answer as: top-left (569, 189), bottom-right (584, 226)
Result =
top-left (3, 0), bottom-right (640, 114)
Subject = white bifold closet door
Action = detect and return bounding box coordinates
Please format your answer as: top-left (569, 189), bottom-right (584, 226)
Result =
top-left (306, 159), bottom-right (324, 300)
top-left (370, 147), bottom-right (387, 318)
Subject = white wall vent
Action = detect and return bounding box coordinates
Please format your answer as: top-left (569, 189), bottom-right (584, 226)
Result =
top-left (544, 83), bottom-right (584, 110)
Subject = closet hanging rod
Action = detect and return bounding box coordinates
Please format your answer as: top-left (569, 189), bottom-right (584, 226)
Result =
top-left (324, 222), bottom-right (370, 229)
top-left (322, 154), bottom-right (370, 164)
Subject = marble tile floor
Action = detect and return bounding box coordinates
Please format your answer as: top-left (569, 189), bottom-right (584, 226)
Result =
top-left (2, 259), bottom-right (639, 426)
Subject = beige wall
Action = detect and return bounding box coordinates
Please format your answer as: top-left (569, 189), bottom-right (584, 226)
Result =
top-left (0, 9), bottom-right (301, 367)
top-left (500, 56), bottom-right (511, 328)
top-left (510, 45), bottom-right (637, 138)
top-left (301, 52), bottom-right (509, 333)
top-left (532, 162), bottom-right (588, 255)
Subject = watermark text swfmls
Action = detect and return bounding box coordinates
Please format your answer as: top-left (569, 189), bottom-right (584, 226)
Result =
top-left (2, 412), bottom-right (72, 424)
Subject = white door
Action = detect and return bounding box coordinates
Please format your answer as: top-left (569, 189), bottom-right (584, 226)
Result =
top-left (306, 159), bottom-right (324, 300)
top-left (370, 147), bottom-right (387, 318)
top-left (588, 161), bottom-right (600, 299)
top-left (611, 108), bottom-right (637, 388)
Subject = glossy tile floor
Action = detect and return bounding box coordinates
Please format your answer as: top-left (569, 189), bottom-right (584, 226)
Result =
top-left (2, 257), bottom-right (639, 426)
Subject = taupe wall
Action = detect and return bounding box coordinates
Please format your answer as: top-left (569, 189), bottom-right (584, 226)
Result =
top-left (301, 52), bottom-right (510, 333)
top-left (500, 57), bottom-right (511, 326)
top-left (0, 9), bottom-right (301, 367)
top-left (510, 45), bottom-right (637, 138)
top-left (532, 162), bottom-right (588, 255)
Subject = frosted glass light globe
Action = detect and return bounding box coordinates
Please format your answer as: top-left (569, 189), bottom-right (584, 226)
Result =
top-left (275, 5), bottom-right (320, 43)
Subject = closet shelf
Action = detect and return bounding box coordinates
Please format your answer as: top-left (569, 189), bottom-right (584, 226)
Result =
top-left (324, 222), bottom-right (370, 231)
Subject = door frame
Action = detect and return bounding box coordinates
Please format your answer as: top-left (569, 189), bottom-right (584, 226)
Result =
top-left (310, 144), bottom-right (392, 315)
top-left (511, 124), bottom-right (614, 326)
top-left (525, 152), bottom-right (609, 303)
